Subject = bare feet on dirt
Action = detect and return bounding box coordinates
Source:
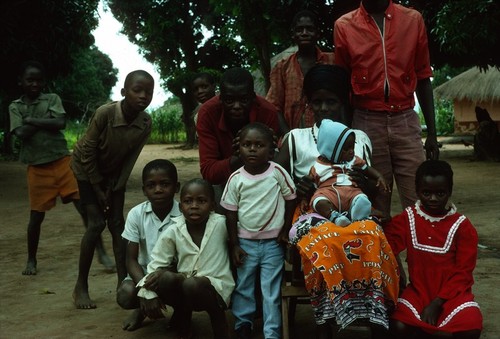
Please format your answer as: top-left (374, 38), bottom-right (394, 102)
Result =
top-left (22, 259), bottom-right (37, 275)
top-left (122, 309), bottom-right (146, 331)
top-left (73, 285), bottom-right (97, 309)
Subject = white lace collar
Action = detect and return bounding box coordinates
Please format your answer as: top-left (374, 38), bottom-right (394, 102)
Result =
top-left (415, 200), bottom-right (457, 223)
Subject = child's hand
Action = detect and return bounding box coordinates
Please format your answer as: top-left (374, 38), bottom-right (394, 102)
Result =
top-left (139, 297), bottom-right (165, 320)
top-left (142, 269), bottom-right (166, 291)
top-left (421, 298), bottom-right (445, 326)
top-left (231, 245), bottom-right (247, 267)
top-left (376, 176), bottom-right (390, 193)
top-left (277, 231), bottom-right (289, 246)
top-left (92, 184), bottom-right (110, 213)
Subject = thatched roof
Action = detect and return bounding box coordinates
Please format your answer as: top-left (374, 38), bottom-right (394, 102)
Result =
top-left (434, 66), bottom-right (500, 104)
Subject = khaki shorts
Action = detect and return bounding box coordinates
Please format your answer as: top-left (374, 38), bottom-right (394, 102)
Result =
top-left (27, 156), bottom-right (79, 212)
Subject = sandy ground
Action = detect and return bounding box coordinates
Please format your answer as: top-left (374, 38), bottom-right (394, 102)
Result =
top-left (0, 142), bottom-right (498, 338)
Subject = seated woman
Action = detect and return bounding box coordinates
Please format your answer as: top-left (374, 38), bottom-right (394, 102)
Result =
top-left (276, 64), bottom-right (399, 339)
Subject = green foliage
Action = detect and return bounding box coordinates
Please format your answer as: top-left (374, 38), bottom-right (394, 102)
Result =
top-left (52, 46), bottom-right (118, 120)
top-left (64, 120), bottom-right (89, 150)
top-left (0, 0), bottom-right (117, 155)
top-left (431, 64), bottom-right (469, 88)
top-left (149, 105), bottom-right (186, 144)
top-left (434, 100), bottom-right (455, 136)
top-left (418, 99), bottom-right (454, 136)
top-left (430, 0), bottom-right (499, 70)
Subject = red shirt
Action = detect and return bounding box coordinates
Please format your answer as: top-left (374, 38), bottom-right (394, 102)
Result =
top-left (197, 95), bottom-right (280, 185)
top-left (334, 1), bottom-right (433, 111)
top-left (266, 47), bottom-right (335, 128)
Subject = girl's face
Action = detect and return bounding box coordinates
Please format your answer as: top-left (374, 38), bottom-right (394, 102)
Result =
top-left (338, 134), bottom-right (355, 163)
top-left (310, 89), bottom-right (344, 124)
top-left (239, 128), bottom-right (274, 174)
top-left (416, 175), bottom-right (451, 215)
top-left (180, 183), bottom-right (215, 225)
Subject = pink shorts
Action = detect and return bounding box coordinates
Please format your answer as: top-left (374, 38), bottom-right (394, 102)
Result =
top-left (27, 156), bottom-right (79, 212)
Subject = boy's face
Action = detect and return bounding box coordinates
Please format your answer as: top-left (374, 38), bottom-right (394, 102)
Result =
top-left (19, 66), bottom-right (44, 99)
top-left (121, 74), bottom-right (154, 114)
top-left (416, 175), bottom-right (451, 215)
top-left (180, 183), bottom-right (215, 226)
top-left (142, 168), bottom-right (179, 211)
top-left (338, 134), bottom-right (355, 163)
top-left (193, 77), bottom-right (216, 104)
top-left (220, 83), bottom-right (255, 127)
top-left (292, 16), bottom-right (318, 48)
top-left (239, 128), bottom-right (274, 174)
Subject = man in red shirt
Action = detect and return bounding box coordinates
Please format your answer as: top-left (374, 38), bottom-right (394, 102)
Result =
top-left (197, 67), bottom-right (280, 187)
top-left (334, 0), bottom-right (440, 218)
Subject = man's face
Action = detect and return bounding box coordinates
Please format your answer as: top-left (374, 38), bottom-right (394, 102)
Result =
top-left (292, 16), bottom-right (318, 48)
top-left (220, 83), bottom-right (255, 126)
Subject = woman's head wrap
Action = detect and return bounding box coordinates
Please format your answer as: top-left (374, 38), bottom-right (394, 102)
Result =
top-left (303, 64), bottom-right (350, 106)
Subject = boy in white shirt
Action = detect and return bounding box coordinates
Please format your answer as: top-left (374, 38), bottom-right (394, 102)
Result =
top-left (116, 159), bottom-right (180, 331)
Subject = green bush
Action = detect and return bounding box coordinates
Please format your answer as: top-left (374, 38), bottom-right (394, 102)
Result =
top-left (434, 99), bottom-right (455, 135)
top-left (10, 103), bottom-right (187, 154)
top-left (418, 99), bottom-right (455, 136)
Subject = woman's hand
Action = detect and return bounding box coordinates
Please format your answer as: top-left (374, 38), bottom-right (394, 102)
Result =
top-left (296, 175), bottom-right (315, 201)
top-left (348, 167), bottom-right (375, 196)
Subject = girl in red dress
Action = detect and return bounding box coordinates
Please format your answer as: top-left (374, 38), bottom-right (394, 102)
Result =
top-left (385, 160), bottom-right (482, 338)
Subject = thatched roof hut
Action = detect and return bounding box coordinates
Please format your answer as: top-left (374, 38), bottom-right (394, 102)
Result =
top-left (434, 66), bottom-right (500, 134)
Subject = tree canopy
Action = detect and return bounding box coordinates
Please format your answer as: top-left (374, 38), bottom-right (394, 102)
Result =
top-left (107, 0), bottom-right (499, 145)
top-left (0, 0), bottom-right (118, 153)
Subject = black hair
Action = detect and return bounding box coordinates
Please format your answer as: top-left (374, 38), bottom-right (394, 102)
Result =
top-left (220, 67), bottom-right (254, 93)
top-left (19, 60), bottom-right (45, 77)
top-left (192, 72), bottom-right (216, 85)
top-left (142, 159), bottom-right (178, 183)
top-left (239, 122), bottom-right (275, 146)
top-left (415, 160), bottom-right (454, 192)
top-left (303, 64), bottom-right (350, 106)
top-left (124, 70), bottom-right (154, 88)
top-left (291, 9), bottom-right (319, 29)
top-left (180, 178), bottom-right (215, 201)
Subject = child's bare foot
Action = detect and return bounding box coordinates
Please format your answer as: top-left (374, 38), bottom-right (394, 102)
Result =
top-left (73, 286), bottom-right (97, 309)
top-left (22, 259), bottom-right (37, 275)
top-left (122, 309), bottom-right (145, 331)
top-left (97, 253), bottom-right (116, 273)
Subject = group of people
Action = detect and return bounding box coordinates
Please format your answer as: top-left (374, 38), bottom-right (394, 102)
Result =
top-left (9, 1), bottom-right (483, 339)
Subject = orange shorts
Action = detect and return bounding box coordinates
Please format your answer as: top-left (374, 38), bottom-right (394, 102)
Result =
top-left (27, 156), bottom-right (79, 212)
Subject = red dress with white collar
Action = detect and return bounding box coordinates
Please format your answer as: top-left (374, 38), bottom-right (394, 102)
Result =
top-left (384, 202), bottom-right (483, 333)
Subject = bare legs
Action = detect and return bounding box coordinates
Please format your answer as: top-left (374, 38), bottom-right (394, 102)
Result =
top-left (73, 200), bottom-right (115, 272)
top-left (73, 192), bottom-right (126, 309)
top-left (117, 280), bottom-right (145, 331)
top-left (157, 272), bottom-right (229, 338)
top-left (22, 201), bottom-right (114, 276)
top-left (22, 210), bottom-right (45, 275)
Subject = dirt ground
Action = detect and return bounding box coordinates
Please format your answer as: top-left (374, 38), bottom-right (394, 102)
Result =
top-left (0, 142), bottom-right (498, 339)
